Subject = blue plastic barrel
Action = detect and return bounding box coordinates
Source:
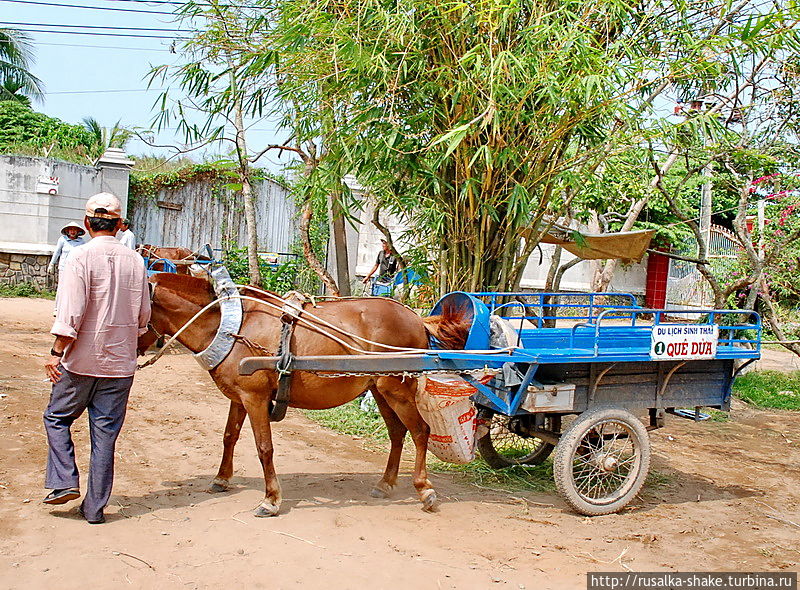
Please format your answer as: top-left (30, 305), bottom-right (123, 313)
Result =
top-left (429, 291), bottom-right (491, 350)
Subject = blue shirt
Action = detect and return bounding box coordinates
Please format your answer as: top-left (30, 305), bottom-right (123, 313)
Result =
top-left (50, 235), bottom-right (87, 271)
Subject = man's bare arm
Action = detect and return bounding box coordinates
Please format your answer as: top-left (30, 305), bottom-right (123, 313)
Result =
top-left (44, 335), bottom-right (75, 383)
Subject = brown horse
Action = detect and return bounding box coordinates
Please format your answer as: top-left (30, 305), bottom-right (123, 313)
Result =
top-left (140, 273), bottom-right (439, 516)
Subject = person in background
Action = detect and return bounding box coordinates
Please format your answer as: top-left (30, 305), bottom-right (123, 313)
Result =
top-left (42, 192), bottom-right (151, 524)
top-left (362, 238), bottom-right (398, 284)
top-left (362, 238), bottom-right (398, 294)
top-left (48, 222), bottom-right (87, 276)
top-left (117, 218), bottom-right (137, 250)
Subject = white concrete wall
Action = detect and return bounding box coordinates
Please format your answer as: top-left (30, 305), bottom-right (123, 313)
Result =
top-left (520, 243), bottom-right (647, 295)
top-left (0, 152), bottom-right (132, 254)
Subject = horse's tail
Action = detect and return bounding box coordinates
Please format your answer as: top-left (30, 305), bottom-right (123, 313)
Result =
top-left (422, 312), bottom-right (472, 350)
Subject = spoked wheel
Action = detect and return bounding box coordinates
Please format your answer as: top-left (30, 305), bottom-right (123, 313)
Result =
top-left (476, 408), bottom-right (558, 468)
top-left (553, 407), bottom-right (650, 516)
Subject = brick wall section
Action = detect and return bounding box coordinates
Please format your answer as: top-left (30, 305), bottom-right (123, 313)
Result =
top-left (0, 252), bottom-right (51, 289)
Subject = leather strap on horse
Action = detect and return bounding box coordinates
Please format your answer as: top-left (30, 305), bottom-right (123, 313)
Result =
top-left (270, 299), bottom-right (304, 422)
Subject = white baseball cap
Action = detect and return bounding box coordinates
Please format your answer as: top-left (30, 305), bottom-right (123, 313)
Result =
top-left (85, 192), bottom-right (122, 219)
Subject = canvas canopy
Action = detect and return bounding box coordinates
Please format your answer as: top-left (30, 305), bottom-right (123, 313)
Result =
top-left (540, 228), bottom-right (656, 263)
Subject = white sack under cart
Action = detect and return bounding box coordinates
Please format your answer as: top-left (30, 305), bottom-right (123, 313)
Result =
top-left (416, 374), bottom-right (491, 464)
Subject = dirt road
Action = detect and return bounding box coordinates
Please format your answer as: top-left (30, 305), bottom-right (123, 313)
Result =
top-left (1, 298), bottom-right (798, 590)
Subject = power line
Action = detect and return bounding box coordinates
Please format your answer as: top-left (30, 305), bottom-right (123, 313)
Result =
top-left (38, 41), bottom-right (171, 51)
top-left (45, 88), bottom-right (163, 94)
top-left (0, 21), bottom-right (190, 32)
top-left (11, 28), bottom-right (188, 39)
top-left (0, 0), bottom-right (270, 14)
top-left (0, 0), bottom-right (175, 15)
top-left (102, 0), bottom-right (189, 4)
top-left (103, 0), bottom-right (271, 9)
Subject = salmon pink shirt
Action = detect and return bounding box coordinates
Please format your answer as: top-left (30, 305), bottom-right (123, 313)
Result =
top-left (51, 236), bottom-right (151, 378)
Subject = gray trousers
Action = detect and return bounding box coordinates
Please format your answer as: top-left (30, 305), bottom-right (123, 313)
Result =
top-left (43, 367), bottom-right (133, 521)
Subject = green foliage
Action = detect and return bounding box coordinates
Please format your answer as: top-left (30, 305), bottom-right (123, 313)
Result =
top-left (1, 79), bottom-right (31, 107)
top-left (131, 155), bottom-right (197, 173)
top-left (255, 0), bottom-right (798, 292)
top-left (129, 162), bottom-right (239, 203)
top-left (270, 0), bottom-right (647, 290)
top-left (302, 399), bottom-right (390, 441)
top-left (224, 246), bottom-right (299, 293)
top-left (130, 160), bottom-right (284, 202)
top-left (0, 101), bottom-right (96, 159)
top-left (0, 282), bottom-right (55, 299)
top-left (733, 370), bottom-right (800, 411)
top-left (82, 116), bottom-right (132, 158)
top-left (164, 0), bottom-right (799, 293)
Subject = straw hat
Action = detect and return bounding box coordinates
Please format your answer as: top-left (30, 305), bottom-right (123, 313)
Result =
top-left (60, 221), bottom-right (86, 237)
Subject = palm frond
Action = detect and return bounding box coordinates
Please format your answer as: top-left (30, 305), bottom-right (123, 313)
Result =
top-left (0, 28), bottom-right (44, 101)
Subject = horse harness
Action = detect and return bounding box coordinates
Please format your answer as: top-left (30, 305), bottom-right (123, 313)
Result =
top-left (192, 266), bottom-right (244, 371)
top-left (195, 270), bottom-right (307, 422)
top-left (149, 266), bottom-right (305, 423)
top-left (270, 291), bottom-right (308, 422)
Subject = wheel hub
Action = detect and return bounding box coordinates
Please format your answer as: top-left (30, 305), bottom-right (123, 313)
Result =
top-left (596, 453), bottom-right (618, 472)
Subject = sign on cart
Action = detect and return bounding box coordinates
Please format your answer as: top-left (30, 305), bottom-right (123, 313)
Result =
top-left (650, 324), bottom-right (719, 360)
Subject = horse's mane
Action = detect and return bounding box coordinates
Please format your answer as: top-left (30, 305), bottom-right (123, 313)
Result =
top-left (422, 306), bottom-right (473, 350)
top-left (152, 273), bottom-right (214, 307)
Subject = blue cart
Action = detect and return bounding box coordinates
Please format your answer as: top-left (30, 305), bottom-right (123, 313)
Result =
top-left (240, 291), bottom-right (761, 515)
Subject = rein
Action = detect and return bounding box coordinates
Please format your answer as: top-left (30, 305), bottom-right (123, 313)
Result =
top-left (140, 290), bottom-right (514, 370)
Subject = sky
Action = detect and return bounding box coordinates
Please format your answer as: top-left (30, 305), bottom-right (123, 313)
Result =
top-left (1, 0), bottom-right (293, 171)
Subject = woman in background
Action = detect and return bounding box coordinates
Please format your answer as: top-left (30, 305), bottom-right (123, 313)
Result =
top-left (50, 221), bottom-right (87, 314)
top-left (49, 222), bottom-right (87, 276)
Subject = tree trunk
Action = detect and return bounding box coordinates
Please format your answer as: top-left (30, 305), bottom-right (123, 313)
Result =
top-left (230, 64), bottom-right (260, 286)
top-left (330, 194), bottom-right (351, 296)
top-left (300, 200), bottom-right (340, 296)
top-left (758, 280), bottom-right (800, 357)
top-left (371, 205), bottom-right (407, 269)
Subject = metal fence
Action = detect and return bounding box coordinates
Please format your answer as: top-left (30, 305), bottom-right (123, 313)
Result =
top-left (129, 177), bottom-right (297, 254)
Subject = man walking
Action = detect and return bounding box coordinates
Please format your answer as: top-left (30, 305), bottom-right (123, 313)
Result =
top-left (42, 193), bottom-right (151, 524)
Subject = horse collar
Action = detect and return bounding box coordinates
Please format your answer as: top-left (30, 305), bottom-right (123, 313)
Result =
top-left (193, 266), bottom-right (243, 371)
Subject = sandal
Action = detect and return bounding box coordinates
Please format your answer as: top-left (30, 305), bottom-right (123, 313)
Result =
top-left (42, 488), bottom-right (80, 505)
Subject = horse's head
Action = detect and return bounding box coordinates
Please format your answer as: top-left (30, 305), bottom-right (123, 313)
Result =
top-left (138, 272), bottom-right (216, 355)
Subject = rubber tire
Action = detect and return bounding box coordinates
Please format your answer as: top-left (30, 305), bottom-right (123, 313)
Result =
top-left (553, 406), bottom-right (650, 516)
top-left (476, 409), bottom-right (556, 469)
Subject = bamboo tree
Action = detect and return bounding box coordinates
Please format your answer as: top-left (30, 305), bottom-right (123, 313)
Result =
top-left (259, 0), bottom-right (799, 291)
top-left (162, 0), bottom-right (800, 293)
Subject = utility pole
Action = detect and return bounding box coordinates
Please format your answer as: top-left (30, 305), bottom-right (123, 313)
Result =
top-left (700, 161), bottom-right (713, 248)
top-left (697, 98), bottom-right (713, 250)
top-left (757, 198), bottom-right (765, 262)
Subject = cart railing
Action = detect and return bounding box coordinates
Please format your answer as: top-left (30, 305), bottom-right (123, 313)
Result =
top-left (573, 308), bottom-right (762, 355)
top-left (470, 291), bottom-right (640, 328)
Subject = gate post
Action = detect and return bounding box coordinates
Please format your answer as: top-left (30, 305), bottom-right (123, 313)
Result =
top-left (645, 250), bottom-right (669, 309)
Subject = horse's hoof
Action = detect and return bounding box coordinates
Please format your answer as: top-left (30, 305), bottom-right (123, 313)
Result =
top-left (370, 482), bottom-right (393, 498)
top-left (421, 489), bottom-right (440, 513)
top-left (253, 501), bottom-right (280, 517)
top-left (208, 478), bottom-right (229, 493)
